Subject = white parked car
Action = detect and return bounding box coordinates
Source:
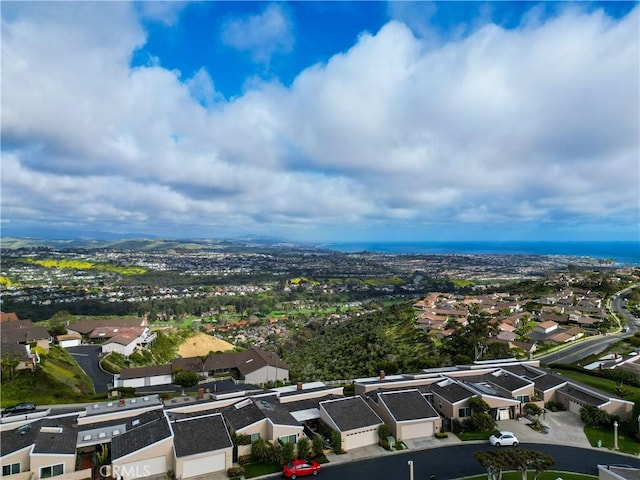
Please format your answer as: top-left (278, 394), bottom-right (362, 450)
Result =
top-left (489, 431), bottom-right (519, 447)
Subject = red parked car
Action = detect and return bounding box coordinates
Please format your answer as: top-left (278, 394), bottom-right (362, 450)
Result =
top-left (282, 459), bottom-right (321, 479)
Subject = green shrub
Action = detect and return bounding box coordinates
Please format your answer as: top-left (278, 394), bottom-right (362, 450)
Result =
top-left (238, 454), bottom-right (253, 465)
top-left (174, 370), bottom-right (199, 388)
top-left (377, 424), bottom-right (391, 440)
top-left (523, 402), bottom-right (544, 417)
top-left (227, 466), bottom-right (245, 478)
top-left (544, 401), bottom-right (565, 412)
top-left (312, 434), bottom-right (325, 458)
top-left (330, 430), bottom-right (342, 453)
top-left (435, 431), bottom-right (448, 439)
top-left (235, 433), bottom-right (252, 446)
top-left (296, 436), bottom-right (311, 460)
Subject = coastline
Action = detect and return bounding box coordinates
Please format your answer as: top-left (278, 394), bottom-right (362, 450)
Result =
top-left (319, 240), bottom-right (640, 266)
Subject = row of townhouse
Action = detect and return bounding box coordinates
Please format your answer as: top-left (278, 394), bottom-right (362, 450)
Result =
top-left (354, 360), bottom-right (634, 426)
top-left (1, 360), bottom-right (634, 479)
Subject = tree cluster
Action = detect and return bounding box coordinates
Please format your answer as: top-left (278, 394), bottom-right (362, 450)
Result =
top-left (474, 448), bottom-right (554, 480)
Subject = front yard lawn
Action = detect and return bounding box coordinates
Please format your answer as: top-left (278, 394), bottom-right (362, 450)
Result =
top-left (243, 462), bottom-right (281, 478)
top-left (457, 430), bottom-right (494, 441)
top-left (584, 425), bottom-right (640, 455)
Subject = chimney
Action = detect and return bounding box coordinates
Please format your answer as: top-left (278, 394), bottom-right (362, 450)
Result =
top-left (380, 370), bottom-right (385, 381)
top-left (297, 381), bottom-right (303, 391)
top-left (197, 388), bottom-right (204, 400)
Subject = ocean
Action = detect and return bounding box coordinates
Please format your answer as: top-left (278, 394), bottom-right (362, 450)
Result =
top-left (321, 241), bottom-right (640, 266)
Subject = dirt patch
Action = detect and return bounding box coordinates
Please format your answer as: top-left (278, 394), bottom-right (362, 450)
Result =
top-left (178, 333), bottom-right (235, 357)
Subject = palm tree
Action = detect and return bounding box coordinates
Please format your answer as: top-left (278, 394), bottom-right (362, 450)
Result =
top-left (197, 350), bottom-right (214, 379)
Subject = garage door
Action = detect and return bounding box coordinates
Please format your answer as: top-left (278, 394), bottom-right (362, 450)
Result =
top-left (120, 456), bottom-right (166, 480)
top-left (569, 400), bottom-right (582, 415)
top-left (183, 454), bottom-right (226, 478)
top-left (401, 422), bottom-right (433, 440)
top-left (345, 429), bottom-right (378, 450)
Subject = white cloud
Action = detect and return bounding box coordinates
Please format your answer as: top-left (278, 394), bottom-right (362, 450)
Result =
top-left (220, 3), bottom-right (294, 64)
top-left (1, 3), bottom-right (638, 240)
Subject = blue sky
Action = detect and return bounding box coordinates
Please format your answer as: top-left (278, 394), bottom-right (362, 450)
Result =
top-left (1, 1), bottom-right (639, 243)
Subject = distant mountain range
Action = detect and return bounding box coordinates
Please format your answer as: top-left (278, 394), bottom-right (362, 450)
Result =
top-left (0, 236), bottom-right (314, 251)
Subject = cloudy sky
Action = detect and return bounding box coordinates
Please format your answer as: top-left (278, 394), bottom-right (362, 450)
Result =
top-left (2, 1), bottom-right (638, 243)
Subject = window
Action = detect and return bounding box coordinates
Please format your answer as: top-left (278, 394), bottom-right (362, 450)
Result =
top-left (2, 463), bottom-right (20, 476)
top-left (279, 434), bottom-right (297, 445)
top-left (516, 395), bottom-right (530, 403)
top-left (458, 407), bottom-right (472, 418)
top-left (250, 433), bottom-right (260, 443)
top-left (40, 463), bottom-right (64, 478)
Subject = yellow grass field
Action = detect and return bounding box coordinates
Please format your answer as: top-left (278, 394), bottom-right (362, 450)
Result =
top-left (178, 333), bottom-right (235, 357)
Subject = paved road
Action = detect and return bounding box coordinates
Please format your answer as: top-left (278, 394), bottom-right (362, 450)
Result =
top-left (66, 345), bottom-right (113, 393)
top-left (321, 444), bottom-right (640, 480)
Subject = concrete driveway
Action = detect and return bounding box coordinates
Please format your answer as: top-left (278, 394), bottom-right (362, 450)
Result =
top-left (497, 410), bottom-right (591, 448)
top-left (66, 345), bottom-right (113, 393)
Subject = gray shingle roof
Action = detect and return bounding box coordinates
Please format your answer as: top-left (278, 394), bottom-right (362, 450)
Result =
top-left (120, 364), bottom-right (172, 380)
top-left (320, 397), bottom-right (383, 432)
top-left (558, 385), bottom-right (608, 406)
top-left (171, 413), bottom-right (232, 457)
top-left (378, 390), bottom-right (440, 422)
top-left (223, 398), bottom-right (300, 431)
top-left (222, 400), bottom-right (265, 431)
top-left (428, 380), bottom-right (475, 404)
top-left (1, 420), bottom-right (41, 457)
top-left (32, 417), bottom-right (78, 455)
top-left (534, 373), bottom-right (568, 391)
top-left (1, 321), bottom-right (49, 344)
top-left (171, 347), bottom-right (289, 377)
top-left (111, 411), bottom-right (172, 460)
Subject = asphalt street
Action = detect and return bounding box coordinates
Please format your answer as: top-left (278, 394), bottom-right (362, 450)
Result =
top-left (66, 345), bottom-right (113, 393)
top-left (320, 444), bottom-right (640, 480)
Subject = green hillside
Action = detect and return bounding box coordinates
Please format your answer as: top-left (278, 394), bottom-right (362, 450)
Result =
top-left (283, 302), bottom-right (441, 381)
top-left (1, 346), bottom-right (95, 407)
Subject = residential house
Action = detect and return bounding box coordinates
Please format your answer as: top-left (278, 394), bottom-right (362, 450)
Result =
top-left (114, 365), bottom-right (174, 389)
top-left (0, 343), bottom-right (40, 372)
top-left (171, 347), bottom-right (290, 387)
top-left (1, 320), bottom-right (50, 351)
top-left (110, 410), bottom-right (173, 480)
top-left (90, 326), bottom-right (149, 357)
top-left (319, 396), bottom-right (383, 451)
top-left (170, 413), bottom-right (233, 479)
top-left (0, 312), bottom-right (20, 323)
top-left (533, 320), bottom-right (559, 334)
top-left (222, 397), bottom-right (303, 458)
top-left (366, 389), bottom-right (441, 440)
top-left (66, 317), bottom-right (147, 337)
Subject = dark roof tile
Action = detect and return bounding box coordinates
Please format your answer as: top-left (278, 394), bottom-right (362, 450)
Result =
top-left (171, 413), bottom-right (232, 457)
top-left (320, 397), bottom-right (383, 432)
